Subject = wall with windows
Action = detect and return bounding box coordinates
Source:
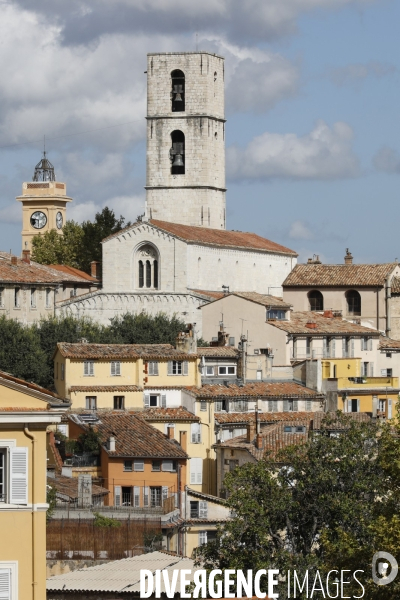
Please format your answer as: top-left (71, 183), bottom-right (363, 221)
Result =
top-left (0, 283), bottom-right (55, 324)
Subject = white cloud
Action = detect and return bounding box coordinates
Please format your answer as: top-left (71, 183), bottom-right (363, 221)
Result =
top-left (373, 147), bottom-right (400, 174)
top-left (288, 220), bottom-right (314, 241)
top-left (0, 203), bottom-right (21, 225)
top-left (329, 61), bottom-right (396, 87)
top-left (227, 120), bottom-right (359, 181)
top-left (67, 194), bottom-right (145, 225)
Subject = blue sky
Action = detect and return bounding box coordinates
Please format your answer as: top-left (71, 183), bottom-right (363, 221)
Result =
top-left (0, 0), bottom-right (399, 264)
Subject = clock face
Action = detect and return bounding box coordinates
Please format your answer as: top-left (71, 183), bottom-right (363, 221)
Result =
top-left (56, 211), bottom-right (63, 229)
top-left (30, 211), bottom-right (47, 229)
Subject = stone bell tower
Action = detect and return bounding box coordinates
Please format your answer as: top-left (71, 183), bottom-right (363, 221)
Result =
top-left (145, 52), bottom-right (226, 229)
top-left (16, 153), bottom-right (72, 252)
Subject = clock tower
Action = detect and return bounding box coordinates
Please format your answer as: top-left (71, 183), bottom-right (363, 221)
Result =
top-left (16, 153), bottom-right (72, 252)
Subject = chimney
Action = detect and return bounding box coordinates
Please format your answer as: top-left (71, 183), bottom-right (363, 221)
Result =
top-left (179, 430), bottom-right (187, 452)
top-left (307, 255), bottom-right (322, 265)
top-left (90, 261), bottom-right (101, 279)
top-left (344, 249), bottom-right (353, 265)
top-left (167, 425), bottom-right (175, 440)
top-left (175, 324), bottom-right (197, 354)
top-left (11, 256), bottom-right (17, 266)
top-left (255, 434), bottom-right (263, 450)
top-left (246, 422), bottom-right (256, 443)
top-left (22, 250), bottom-right (30, 264)
top-left (306, 321), bottom-right (317, 329)
top-left (323, 310), bottom-right (334, 319)
top-left (108, 436), bottom-right (116, 452)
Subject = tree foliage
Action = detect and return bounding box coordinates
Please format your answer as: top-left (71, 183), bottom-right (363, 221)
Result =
top-left (31, 207), bottom-right (131, 274)
top-left (194, 412), bottom-right (400, 599)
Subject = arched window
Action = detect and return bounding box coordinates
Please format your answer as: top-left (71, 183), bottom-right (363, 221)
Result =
top-left (308, 290), bottom-right (323, 311)
top-left (171, 70), bottom-right (185, 112)
top-left (346, 290), bottom-right (361, 316)
top-left (146, 260), bottom-right (151, 288)
top-left (136, 245), bottom-right (159, 290)
top-left (138, 261), bottom-right (144, 288)
top-left (170, 130), bottom-right (185, 175)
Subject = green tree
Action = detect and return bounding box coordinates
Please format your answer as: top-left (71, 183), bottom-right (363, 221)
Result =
top-left (31, 220), bottom-right (84, 268)
top-left (106, 312), bottom-right (187, 345)
top-left (76, 428), bottom-right (102, 455)
top-left (194, 413), bottom-right (390, 599)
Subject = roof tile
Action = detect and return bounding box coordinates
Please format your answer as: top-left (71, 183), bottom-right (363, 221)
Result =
top-left (186, 381), bottom-right (323, 399)
top-left (0, 252), bottom-right (93, 284)
top-left (283, 262), bottom-right (397, 287)
top-left (269, 311), bottom-right (381, 335)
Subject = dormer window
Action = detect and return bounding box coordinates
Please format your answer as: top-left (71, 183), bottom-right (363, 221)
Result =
top-left (171, 70), bottom-right (185, 112)
top-left (170, 130), bottom-right (185, 175)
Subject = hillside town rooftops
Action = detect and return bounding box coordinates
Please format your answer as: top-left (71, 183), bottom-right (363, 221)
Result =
top-left (269, 311), bottom-right (381, 335)
top-left (0, 252), bottom-right (93, 284)
top-left (69, 412), bottom-right (188, 459)
top-left (283, 262), bottom-right (397, 287)
top-left (103, 219), bottom-right (297, 256)
top-left (186, 381), bottom-right (323, 399)
top-left (56, 342), bottom-right (196, 361)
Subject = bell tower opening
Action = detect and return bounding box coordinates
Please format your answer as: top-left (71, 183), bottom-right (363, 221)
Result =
top-left (171, 70), bottom-right (185, 112)
top-left (170, 130), bottom-right (185, 175)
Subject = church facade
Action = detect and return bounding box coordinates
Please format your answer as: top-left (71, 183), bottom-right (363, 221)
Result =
top-left (57, 52), bottom-right (297, 332)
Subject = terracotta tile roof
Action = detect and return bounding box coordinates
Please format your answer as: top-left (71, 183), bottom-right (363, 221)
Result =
top-left (48, 264), bottom-right (98, 283)
top-left (141, 407), bottom-right (200, 422)
top-left (186, 382), bottom-right (323, 399)
top-left (47, 475), bottom-right (109, 501)
top-left (0, 370), bottom-right (65, 403)
top-left (190, 289), bottom-right (225, 300)
top-left (0, 252), bottom-right (93, 284)
top-left (102, 220), bottom-right (297, 256)
top-left (283, 262), bottom-right (397, 287)
top-left (217, 422), bottom-right (308, 460)
top-left (214, 411), bottom-right (316, 424)
top-left (69, 385), bottom-right (143, 393)
top-left (391, 277), bottom-right (400, 294)
top-left (70, 412), bottom-right (188, 459)
top-left (230, 292), bottom-right (291, 308)
top-left (184, 518), bottom-right (229, 524)
top-left (269, 311), bottom-right (381, 335)
top-left (0, 407), bottom-right (53, 412)
top-left (186, 487), bottom-right (227, 505)
top-left (57, 342), bottom-right (196, 361)
top-left (379, 336), bottom-right (400, 350)
top-left (197, 347), bottom-right (239, 358)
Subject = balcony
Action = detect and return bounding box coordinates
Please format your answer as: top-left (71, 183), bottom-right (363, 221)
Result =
top-left (336, 376), bottom-right (399, 389)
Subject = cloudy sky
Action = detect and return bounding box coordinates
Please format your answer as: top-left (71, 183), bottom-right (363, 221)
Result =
top-left (0, 0), bottom-right (399, 264)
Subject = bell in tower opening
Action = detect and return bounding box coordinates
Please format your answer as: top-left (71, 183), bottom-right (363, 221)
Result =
top-left (171, 69), bottom-right (185, 112)
top-left (170, 130), bottom-right (185, 175)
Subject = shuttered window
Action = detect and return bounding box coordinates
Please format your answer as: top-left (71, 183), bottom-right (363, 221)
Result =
top-left (199, 531), bottom-right (207, 545)
top-left (114, 486), bottom-right (121, 507)
top-left (268, 400), bottom-right (278, 412)
top-left (144, 394), bottom-right (150, 407)
top-left (162, 460), bottom-right (175, 472)
top-left (10, 447), bottom-right (28, 505)
top-left (168, 361), bottom-right (187, 375)
top-left (148, 361), bottom-right (159, 376)
top-left (190, 458), bottom-right (203, 485)
top-left (111, 361), bottom-right (121, 376)
top-left (191, 423), bottom-right (201, 444)
top-left (143, 486), bottom-right (149, 507)
top-left (133, 460), bottom-right (144, 472)
top-left (305, 400), bottom-right (312, 411)
top-left (84, 361), bottom-right (94, 376)
top-left (199, 501), bottom-right (208, 518)
top-left (134, 486), bottom-right (140, 508)
top-left (162, 486), bottom-right (169, 505)
top-left (161, 394), bottom-right (167, 408)
top-left (0, 568), bottom-right (11, 600)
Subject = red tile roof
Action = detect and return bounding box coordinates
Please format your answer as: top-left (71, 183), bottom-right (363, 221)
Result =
top-left (70, 412), bottom-right (188, 459)
top-left (0, 370), bottom-right (65, 403)
top-left (0, 252), bottom-right (93, 284)
top-left (214, 411), bottom-right (316, 424)
top-left (197, 347), bottom-right (239, 358)
top-left (141, 407), bottom-right (200, 422)
top-left (189, 290), bottom-right (226, 300)
top-left (269, 311), bottom-right (381, 335)
top-left (47, 475), bottom-right (109, 500)
top-left (186, 382), bottom-right (323, 399)
top-left (391, 277), bottom-right (400, 294)
top-left (57, 342), bottom-right (196, 361)
top-left (102, 220), bottom-right (297, 256)
top-left (69, 385), bottom-right (142, 393)
top-left (48, 264), bottom-right (98, 283)
top-left (379, 336), bottom-right (400, 350)
top-left (283, 262), bottom-right (397, 287)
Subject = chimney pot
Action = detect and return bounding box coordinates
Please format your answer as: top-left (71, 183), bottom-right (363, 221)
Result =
top-left (108, 436), bottom-right (116, 452)
top-left (11, 256), bottom-right (17, 266)
top-left (167, 425), bottom-right (175, 440)
top-left (344, 248), bottom-right (353, 265)
top-left (179, 430), bottom-right (187, 452)
top-left (256, 433), bottom-right (263, 450)
top-left (323, 310), bottom-right (334, 319)
top-left (90, 261), bottom-right (101, 279)
top-left (246, 422), bottom-right (256, 443)
top-left (22, 250), bottom-right (30, 264)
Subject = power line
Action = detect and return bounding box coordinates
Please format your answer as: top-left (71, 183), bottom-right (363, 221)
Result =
top-left (0, 117), bottom-right (145, 150)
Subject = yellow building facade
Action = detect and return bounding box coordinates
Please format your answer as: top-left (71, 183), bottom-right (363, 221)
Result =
top-left (0, 370), bottom-right (64, 600)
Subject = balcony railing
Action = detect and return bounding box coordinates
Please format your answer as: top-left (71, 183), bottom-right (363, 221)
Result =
top-left (64, 453), bottom-right (100, 468)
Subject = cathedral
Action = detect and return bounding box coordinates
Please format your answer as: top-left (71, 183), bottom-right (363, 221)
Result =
top-left (51, 51), bottom-right (297, 332)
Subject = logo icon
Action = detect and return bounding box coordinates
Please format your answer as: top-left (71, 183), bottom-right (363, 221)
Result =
top-left (372, 552), bottom-right (398, 586)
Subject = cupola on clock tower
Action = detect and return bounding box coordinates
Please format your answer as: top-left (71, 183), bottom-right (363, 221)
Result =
top-left (16, 153), bottom-right (72, 252)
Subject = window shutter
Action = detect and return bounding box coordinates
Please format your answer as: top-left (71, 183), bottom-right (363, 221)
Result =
top-left (293, 400), bottom-right (298, 411)
top-left (342, 338), bottom-right (346, 357)
top-left (331, 339), bottom-right (336, 358)
top-left (134, 486), bottom-right (140, 507)
top-left (368, 337), bottom-right (372, 351)
top-left (134, 460), bottom-right (144, 472)
top-left (190, 458), bottom-right (202, 484)
top-left (306, 399), bottom-right (312, 411)
top-left (370, 362), bottom-right (374, 377)
top-left (154, 362), bottom-right (159, 375)
top-left (161, 394), bottom-right (167, 408)
top-left (144, 394), bottom-right (150, 408)
top-left (191, 423), bottom-right (201, 443)
top-left (168, 361), bottom-right (173, 375)
top-left (357, 399), bottom-right (360, 413)
top-left (350, 338), bottom-right (355, 357)
top-left (268, 400), bottom-right (273, 412)
top-left (114, 485), bottom-right (121, 507)
top-left (111, 362), bottom-right (115, 376)
top-left (162, 460), bottom-right (173, 472)
top-left (183, 361), bottom-right (189, 376)
top-left (199, 501), bottom-right (208, 518)
top-left (347, 399), bottom-right (352, 413)
top-left (0, 569), bottom-right (11, 600)
top-left (283, 400), bottom-right (289, 412)
top-left (143, 486), bottom-right (149, 507)
top-left (84, 362), bottom-right (88, 376)
top-left (323, 338), bottom-right (327, 358)
top-left (162, 486), bottom-right (169, 505)
top-left (388, 399), bottom-right (393, 419)
top-left (372, 396), bottom-right (378, 417)
top-left (10, 447), bottom-right (28, 505)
